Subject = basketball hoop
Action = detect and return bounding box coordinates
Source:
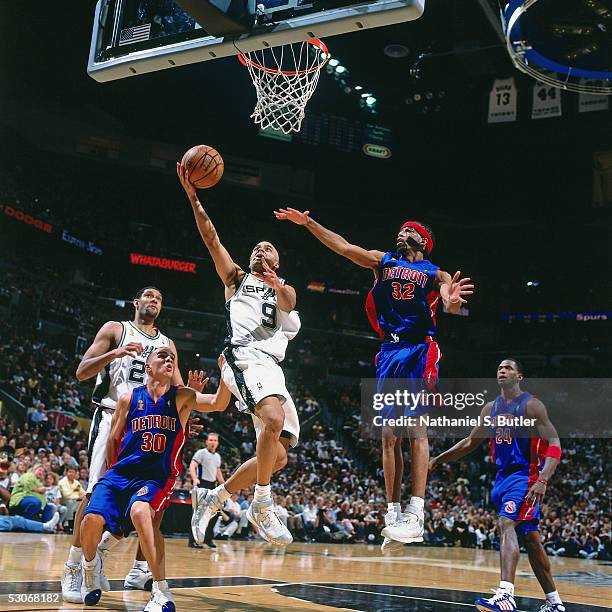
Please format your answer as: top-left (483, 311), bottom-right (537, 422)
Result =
top-left (237, 38), bottom-right (329, 134)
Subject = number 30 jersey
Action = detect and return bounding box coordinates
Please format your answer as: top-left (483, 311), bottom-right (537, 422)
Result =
top-left (225, 273), bottom-right (300, 362)
top-left (92, 321), bottom-right (171, 410)
top-left (110, 385), bottom-right (185, 481)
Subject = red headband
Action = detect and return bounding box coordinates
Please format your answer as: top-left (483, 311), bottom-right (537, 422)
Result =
top-left (400, 222), bottom-right (434, 254)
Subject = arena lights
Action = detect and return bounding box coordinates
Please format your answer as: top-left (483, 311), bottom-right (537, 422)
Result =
top-left (502, 0), bottom-right (612, 94)
top-left (322, 55), bottom-right (378, 113)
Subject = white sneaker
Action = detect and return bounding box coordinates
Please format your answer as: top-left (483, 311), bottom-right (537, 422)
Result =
top-left (96, 549), bottom-right (111, 592)
top-left (191, 487), bottom-right (223, 544)
top-left (474, 588), bottom-right (517, 611)
top-left (143, 584), bottom-right (176, 612)
top-left (43, 511), bottom-right (60, 532)
top-left (61, 562), bottom-right (83, 603)
top-left (80, 554), bottom-right (102, 606)
top-left (381, 511), bottom-right (424, 544)
top-left (124, 566), bottom-right (154, 591)
top-left (381, 510), bottom-right (405, 554)
top-left (246, 499), bottom-right (293, 547)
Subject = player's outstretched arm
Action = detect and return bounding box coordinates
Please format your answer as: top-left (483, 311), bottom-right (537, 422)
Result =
top-left (177, 379), bottom-right (232, 419)
top-left (435, 270), bottom-right (474, 314)
top-left (106, 392), bottom-right (131, 467)
top-left (274, 207), bottom-right (383, 271)
top-left (525, 398), bottom-right (562, 504)
top-left (429, 402), bottom-right (492, 472)
top-left (177, 162), bottom-right (243, 290)
top-left (76, 321), bottom-right (141, 382)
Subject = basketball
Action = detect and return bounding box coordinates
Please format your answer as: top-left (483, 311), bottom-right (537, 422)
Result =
top-left (181, 145), bottom-right (224, 189)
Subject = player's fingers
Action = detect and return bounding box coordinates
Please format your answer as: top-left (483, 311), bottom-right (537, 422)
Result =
top-left (460, 290), bottom-right (474, 296)
top-left (458, 277), bottom-right (472, 285)
top-left (451, 271), bottom-right (461, 282)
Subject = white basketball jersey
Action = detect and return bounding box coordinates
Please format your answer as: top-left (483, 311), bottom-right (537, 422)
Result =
top-left (225, 273), bottom-right (300, 362)
top-left (92, 321), bottom-right (171, 409)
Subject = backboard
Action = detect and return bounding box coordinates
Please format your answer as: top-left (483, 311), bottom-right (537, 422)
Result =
top-left (87, 0), bottom-right (425, 82)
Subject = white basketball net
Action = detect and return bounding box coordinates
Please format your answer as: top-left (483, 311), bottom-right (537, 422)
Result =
top-left (238, 39), bottom-right (328, 134)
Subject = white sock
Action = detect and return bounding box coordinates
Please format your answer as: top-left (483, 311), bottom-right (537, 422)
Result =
top-left (499, 581), bottom-right (514, 596)
top-left (214, 484), bottom-right (231, 503)
top-left (83, 555), bottom-right (98, 568)
top-left (153, 580), bottom-right (169, 592)
top-left (254, 484), bottom-right (272, 502)
top-left (98, 531), bottom-right (121, 552)
top-left (392, 502), bottom-right (401, 518)
top-left (68, 546), bottom-right (82, 564)
top-left (133, 560), bottom-right (148, 570)
top-left (546, 590), bottom-right (562, 605)
top-left (406, 496), bottom-right (424, 515)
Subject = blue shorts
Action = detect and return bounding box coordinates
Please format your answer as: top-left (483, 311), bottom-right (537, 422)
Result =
top-left (376, 340), bottom-right (440, 419)
top-left (84, 469), bottom-right (175, 536)
top-left (492, 470), bottom-right (540, 536)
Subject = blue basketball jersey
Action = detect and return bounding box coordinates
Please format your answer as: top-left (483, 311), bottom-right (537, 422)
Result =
top-left (366, 252), bottom-right (440, 342)
top-left (490, 392), bottom-right (547, 476)
top-left (112, 385), bottom-right (185, 482)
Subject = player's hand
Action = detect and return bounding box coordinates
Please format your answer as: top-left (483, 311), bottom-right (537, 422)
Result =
top-left (187, 417), bottom-right (204, 439)
top-left (176, 162), bottom-right (197, 200)
top-left (114, 342), bottom-right (144, 359)
top-left (192, 478), bottom-right (200, 488)
top-left (447, 271), bottom-right (474, 305)
top-left (274, 207), bottom-right (311, 225)
top-left (526, 479), bottom-right (547, 505)
top-left (188, 370), bottom-right (209, 392)
top-left (428, 458), bottom-right (439, 473)
top-left (217, 353), bottom-right (225, 371)
top-left (261, 259), bottom-right (282, 290)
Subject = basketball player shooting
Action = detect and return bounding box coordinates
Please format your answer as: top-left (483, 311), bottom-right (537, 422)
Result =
top-left (274, 207), bottom-right (473, 551)
top-left (178, 163), bottom-right (300, 546)
top-left (80, 346), bottom-right (231, 611)
top-left (430, 359), bottom-right (564, 612)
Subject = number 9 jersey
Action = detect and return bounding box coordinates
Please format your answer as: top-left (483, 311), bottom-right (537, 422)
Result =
top-left (92, 321), bottom-right (171, 410)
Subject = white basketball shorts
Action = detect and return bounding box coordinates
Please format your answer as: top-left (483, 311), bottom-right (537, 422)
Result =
top-left (86, 406), bottom-right (113, 494)
top-left (221, 345), bottom-right (300, 447)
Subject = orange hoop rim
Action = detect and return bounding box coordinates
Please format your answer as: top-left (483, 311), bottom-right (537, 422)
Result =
top-left (237, 38), bottom-right (329, 75)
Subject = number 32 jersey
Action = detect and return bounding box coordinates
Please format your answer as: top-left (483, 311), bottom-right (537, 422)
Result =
top-left (225, 273), bottom-right (300, 362)
top-left (92, 321), bottom-right (171, 410)
top-left (367, 252), bottom-right (439, 342)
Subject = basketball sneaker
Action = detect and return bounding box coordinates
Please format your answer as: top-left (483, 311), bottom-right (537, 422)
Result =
top-left (97, 549), bottom-right (110, 592)
top-left (381, 511), bottom-right (424, 544)
top-left (80, 554), bottom-right (102, 606)
top-left (61, 562), bottom-right (83, 603)
top-left (474, 589), bottom-right (517, 611)
top-left (144, 580), bottom-right (176, 612)
top-left (539, 604), bottom-right (566, 612)
top-left (124, 566), bottom-right (153, 591)
top-left (191, 487), bottom-right (223, 545)
top-left (381, 509), bottom-right (405, 554)
top-left (246, 499), bottom-right (293, 546)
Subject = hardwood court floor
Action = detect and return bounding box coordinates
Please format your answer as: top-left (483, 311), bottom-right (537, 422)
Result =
top-left (0, 534), bottom-right (610, 611)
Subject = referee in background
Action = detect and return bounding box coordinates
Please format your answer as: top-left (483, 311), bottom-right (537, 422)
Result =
top-left (188, 432), bottom-right (224, 548)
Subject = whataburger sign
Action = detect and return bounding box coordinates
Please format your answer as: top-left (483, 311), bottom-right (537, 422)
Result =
top-left (129, 252), bottom-right (197, 274)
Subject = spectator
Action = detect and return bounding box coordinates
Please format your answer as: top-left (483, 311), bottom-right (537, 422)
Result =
top-left (58, 466), bottom-right (85, 527)
top-left (0, 512), bottom-right (60, 533)
top-left (44, 471), bottom-right (67, 529)
top-left (9, 463), bottom-right (54, 522)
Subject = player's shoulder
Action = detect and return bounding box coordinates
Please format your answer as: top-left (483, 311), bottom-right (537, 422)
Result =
top-left (481, 400), bottom-right (495, 415)
top-left (98, 320), bottom-right (123, 336)
top-left (524, 395), bottom-right (546, 415)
